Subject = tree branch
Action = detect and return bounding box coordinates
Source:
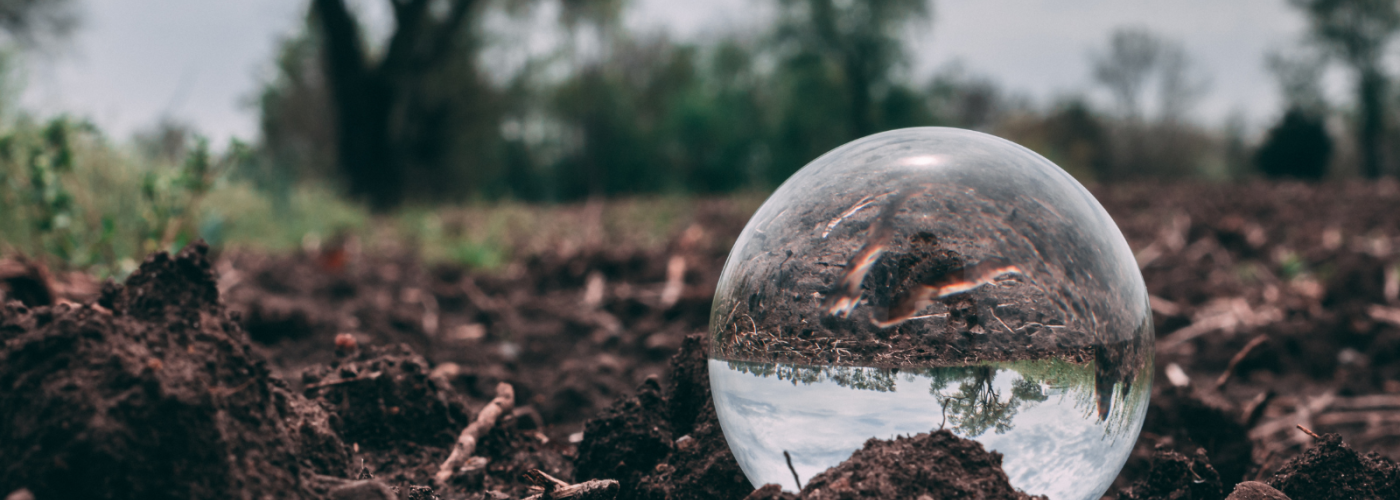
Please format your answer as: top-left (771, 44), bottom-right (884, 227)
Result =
top-left (382, 0), bottom-right (431, 73)
top-left (425, 0), bottom-right (477, 66)
top-left (311, 0), bottom-right (370, 85)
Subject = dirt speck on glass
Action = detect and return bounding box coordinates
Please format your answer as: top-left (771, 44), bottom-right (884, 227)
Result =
top-left (707, 127), bottom-right (1153, 500)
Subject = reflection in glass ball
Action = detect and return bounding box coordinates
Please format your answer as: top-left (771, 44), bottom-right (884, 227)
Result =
top-left (708, 128), bottom-right (1152, 500)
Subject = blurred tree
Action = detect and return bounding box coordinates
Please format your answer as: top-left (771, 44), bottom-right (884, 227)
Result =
top-left (309, 0), bottom-right (482, 211)
top-left (255, 28), bottom-right (334, 204)
top-left (1265, 47), bottom-right (1329, 115)
top-left (1258, 47), bottom-right (1332, 180)
top-left (767, 0), bottom-right (935, 183)
top-left (0, 0), bottom-right (77, 47)
top-left (925, 63), bottom-right (1006, 130)
top-left (1041, 99), bottom-right (1111, 179)
top-left (1092, 29), bottom-right (1160, 120)
top-left (1089, 28), bottom-right (1209, 180)
top-left (1291, 0), bottom-right (1400, 178)
top-left (1255, 108), bottom-right (1333, 180)
top-left (1091, 27), bottom-right (1206, 122)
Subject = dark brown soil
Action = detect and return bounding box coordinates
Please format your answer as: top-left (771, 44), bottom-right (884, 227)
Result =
top-left (4, 181), bottom-right (1400, 499)
top-left (1115, 447), bottom-right (1223, 500)
top-left (1266, 433), bottom-right (1398, 500)
top-left (0, 243), bottom-right (350, 499)
top-left (792, 430), bottom-right (1046, 500)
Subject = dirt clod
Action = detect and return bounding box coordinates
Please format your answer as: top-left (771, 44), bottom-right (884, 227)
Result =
top-left (1266, 433), bottom-right (1398, 500)
top-left (0, 242), bottom-right (350, 499)
top-left (303, 343), bottom-right (470, 451)
top-left (798, 430), bottom-right (1046, 500)
top-left (1117, 447), bottom-right (1223, 500)
top-left (1226, 481), bottom-right (1290, 500)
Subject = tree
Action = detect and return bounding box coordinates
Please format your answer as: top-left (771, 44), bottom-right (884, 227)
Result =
top-left (1291, 0), bottom-right (1400, 178)
top-left (1091, 27), bottom-right (1206, 122)
top-left (1266, 47), bottom-right (1329, 115)
top-left (767, 0), bottom-right (934, 183)
top-left (929, 366), bottom-right (1048, 437)
top-left (1092, 29), bottom-right (1160, 120)
top-left (1256, 109), bottom-right (1333, 180)
top-left (1089, 28), bottom-right (1210, 180)
top-left (310, 0), bottom-right (480, 211)
top-left (0, 0), bottom-right (77, 47)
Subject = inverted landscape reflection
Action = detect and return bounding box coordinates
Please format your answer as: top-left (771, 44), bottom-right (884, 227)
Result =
top-left (709, 358), bottom-right (1151, 500)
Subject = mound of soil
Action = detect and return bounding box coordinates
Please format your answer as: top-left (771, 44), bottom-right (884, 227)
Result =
top-left (1267, 433), bottom-right (1399, 500)
top-left (576, 334), bottom-right (753, 500)
top-left (791, 430), bottom-right (1045, 500)
top-left (303, 344), bottom-right (470, 451)
top-left (1139, 386), bottom-right (1255, 486)
top-left (0, 243), bottom-right (349, 499)
top-left (1116, 447), bottom-right (1223, 500)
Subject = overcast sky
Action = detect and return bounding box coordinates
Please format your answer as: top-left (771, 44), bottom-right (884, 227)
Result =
top-left (19, 0), bottom-right (1332, 146)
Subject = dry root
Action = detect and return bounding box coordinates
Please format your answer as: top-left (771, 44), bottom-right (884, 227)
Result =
top-left (434, 382), bottom-right (515, 486)
top-left (522, 469), bottom-right (619, 500)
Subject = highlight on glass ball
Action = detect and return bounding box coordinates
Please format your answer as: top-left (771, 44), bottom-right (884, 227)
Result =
top-left (707, 127), bottom-right (1153, 500)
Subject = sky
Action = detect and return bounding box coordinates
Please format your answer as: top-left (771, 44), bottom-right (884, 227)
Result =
top-left (19, 0), bottom-right (1334, 146)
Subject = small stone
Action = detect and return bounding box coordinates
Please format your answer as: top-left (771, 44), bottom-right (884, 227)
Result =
top-left (1227, 481), bottom-right (1290, 500)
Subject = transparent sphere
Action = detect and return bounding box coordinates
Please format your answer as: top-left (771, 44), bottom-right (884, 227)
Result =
top-left (708, 128), bottom-right (1152, 500)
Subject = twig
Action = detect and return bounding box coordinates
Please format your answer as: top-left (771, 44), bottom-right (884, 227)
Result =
top-left (821, 194), bottom-right (881, 238)
top-left (991, 310), bottom-right (1014, 334)
top-left (522, 469), bottom-right (619, 500)
top-left (784, 450), bottom-right (802, 491)
top-left (435, 382), bottom-right (515, 486)
top-left (1215, 335), bottom-right (1268, 390)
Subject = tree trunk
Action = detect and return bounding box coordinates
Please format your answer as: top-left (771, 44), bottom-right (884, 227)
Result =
top-left (1358, 67), bottom-right (1387, 179)
top-left (312, 0), bottom-right (403, 211)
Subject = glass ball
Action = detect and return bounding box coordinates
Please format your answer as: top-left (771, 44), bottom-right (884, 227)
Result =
top-left (708, 127), bottom-right (1152, 500)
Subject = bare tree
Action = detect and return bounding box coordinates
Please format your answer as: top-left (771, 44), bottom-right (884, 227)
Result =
top-left (1089, 27), bottom-right (1209, 180)
top-left (1155, 47), bottom-right (1208, 124)
top-left (1291, 0), bottom-right (1400, 178)
top-left (1265, 47), bottom-right (1329, 114)
top-left (1092, 28), bottom-right (1160, 120)
top-left (1091, 27), bottom-right (1205, 122)
top-left (0, 0), bottom-right (78, 47)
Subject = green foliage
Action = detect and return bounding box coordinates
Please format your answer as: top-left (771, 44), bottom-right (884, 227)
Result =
top-left (0, 117), bottom-right (98, 267)
top-left (0, 116), bottom-right (311, 277)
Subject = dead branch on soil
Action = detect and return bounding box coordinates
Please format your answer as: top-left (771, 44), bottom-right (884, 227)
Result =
top-left (660, 255), bottom-right (686, 308)
top-left (1369, 304), bottom-right (1400, 327)
top-left (1215, 335), bottom-right (1268, 390)
top-left (1157, 297), bottom-right (1281, 352)
top-left (435, 382), bottom-right (515, 486)
top-left (522, 469), bottom-right (619, 500)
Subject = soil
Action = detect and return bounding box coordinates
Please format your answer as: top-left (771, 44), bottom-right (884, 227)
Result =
top-left (3, 181), bottom-right (1400, 499)
top-left (791, 430), bottom-right (1047, 500)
